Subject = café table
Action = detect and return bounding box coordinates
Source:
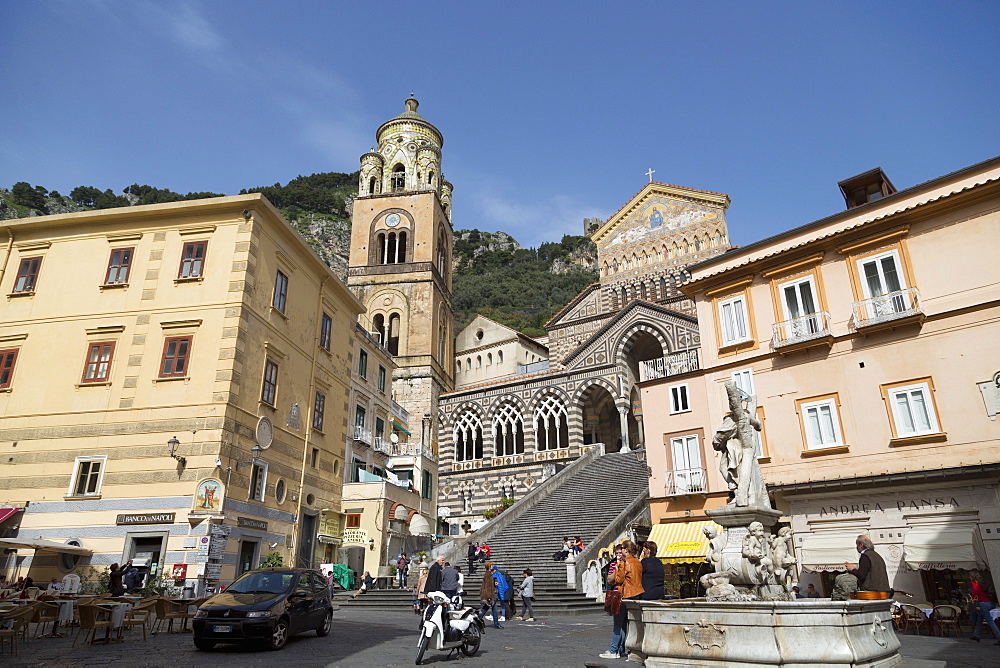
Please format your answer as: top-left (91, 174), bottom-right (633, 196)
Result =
top-left (48, 598), bottom-right (76, 637)
top-left (171, 598), bottom-right (197, 631)
top-left (92, 601), bottom-right (133, 642)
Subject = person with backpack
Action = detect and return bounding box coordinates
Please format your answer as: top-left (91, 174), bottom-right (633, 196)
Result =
top-left (491, 564), bottom-right (509, 625)
top-left (468, 541), bottom-right (479, 574)
top-left (500, 568), bottom-right (517, 619)
top-left (481, 563), bottom-right (502, 628)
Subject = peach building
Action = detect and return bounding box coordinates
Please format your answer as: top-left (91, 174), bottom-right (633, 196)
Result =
top-left (641, 156), bottom-right (1000, 601)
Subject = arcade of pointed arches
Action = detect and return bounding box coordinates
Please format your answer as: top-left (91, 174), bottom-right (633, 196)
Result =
top-left (600, 228), bottom-right (727, 278)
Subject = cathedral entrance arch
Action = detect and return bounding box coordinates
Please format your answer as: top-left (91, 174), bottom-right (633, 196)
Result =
top-left (616, 326), bottom-right (667, 385)
top-left (578, 382), bottom-right (622, 452)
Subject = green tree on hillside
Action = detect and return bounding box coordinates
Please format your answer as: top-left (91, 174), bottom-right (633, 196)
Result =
top-left (11, 182), bottom-right (47, 212)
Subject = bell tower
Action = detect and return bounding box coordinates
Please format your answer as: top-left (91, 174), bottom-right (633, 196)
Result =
top-left (348, 97), bottom-right (455, 432)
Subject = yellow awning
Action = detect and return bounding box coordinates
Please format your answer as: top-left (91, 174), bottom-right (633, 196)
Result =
top-left (647, 520), bottom-right (720, 564)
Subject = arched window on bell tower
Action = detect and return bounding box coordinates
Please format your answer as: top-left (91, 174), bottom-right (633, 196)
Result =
top-left (387, 312), bottom-right (401, 355)
top-left (397, 231), bottom-right (407, 263)
top-left (391, 164), bottom-right (406, 191)
top-left (369, 176), bottom-right (378, 194)
top-left (373, 313), bottom-right (386, 346)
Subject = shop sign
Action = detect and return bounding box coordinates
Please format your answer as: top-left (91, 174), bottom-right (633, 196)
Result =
top-left (237, 517), bottom-right (268, 531)
top-left (916, 562), bottom-right (959, 570)
top-left (116, 512), bottom-right (175, 525)
top-left (320, 512), bottom-right (342, 538)
top-left (171, 564), bottom-right (188, 581)
top-left (342, 528), bottom-right (368, 544)
top-left (818, 497), bottom-right (959, 518)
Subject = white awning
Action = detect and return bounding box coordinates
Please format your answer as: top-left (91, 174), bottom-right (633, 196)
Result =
top-left (799, 533), bottom-right (860, 573)
top-left (0, 538), bottom-right (92, 556)
top-left (903, 526), bottom-right (985, 571)
top-left (409, 514), bottom-right (432, 536)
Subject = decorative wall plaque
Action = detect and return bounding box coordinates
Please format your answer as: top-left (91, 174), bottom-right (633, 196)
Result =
top-left (683, 619), bottom-right (726, 649)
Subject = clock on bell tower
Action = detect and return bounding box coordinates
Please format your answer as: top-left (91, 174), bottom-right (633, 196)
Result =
top-left (347, 97), bottom-right (455, 427)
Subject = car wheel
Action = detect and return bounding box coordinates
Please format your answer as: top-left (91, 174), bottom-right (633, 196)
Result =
top-left (316, 610), bottom-right (333, 637)
top-left (460, 623), bottom-right (481, 657)
top-left (194, 638), bottom-right (216, 651)
top-left (266, 618), bottom-right (289, 651)
top-left (415, 631), bottom-right (429, 665)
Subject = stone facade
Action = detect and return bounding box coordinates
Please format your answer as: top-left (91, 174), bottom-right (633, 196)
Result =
top-left (436, 182), bottom-right (733, 527)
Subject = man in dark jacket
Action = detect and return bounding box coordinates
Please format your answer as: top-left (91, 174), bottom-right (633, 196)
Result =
top-left (845, 535), bottom-right (890, 593)
top-left (425, 556), bottom-right (445, 593)
top-left (467, 542), bottom-right (478, 574)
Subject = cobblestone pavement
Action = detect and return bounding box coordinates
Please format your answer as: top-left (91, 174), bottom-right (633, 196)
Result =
top-left (5, 608), bottom-right (1000, 667)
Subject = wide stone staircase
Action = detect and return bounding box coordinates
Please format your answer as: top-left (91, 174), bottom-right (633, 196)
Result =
top-left (340, 450), bottom-right (650, 616)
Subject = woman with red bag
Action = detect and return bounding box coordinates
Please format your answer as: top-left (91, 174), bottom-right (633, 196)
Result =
top-left (600, 541), bottom-right (644, 660)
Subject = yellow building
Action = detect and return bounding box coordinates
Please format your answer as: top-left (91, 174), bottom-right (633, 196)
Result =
top-left (641, 156), bottom-right (1000, 600)
top-left (0, 193), bottom-right (362, 591)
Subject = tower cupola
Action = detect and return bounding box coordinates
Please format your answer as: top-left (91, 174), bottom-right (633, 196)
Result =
top-left (359, 97), bottom-right (446, 199)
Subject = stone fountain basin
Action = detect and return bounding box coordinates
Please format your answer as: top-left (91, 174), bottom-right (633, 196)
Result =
top-left (624, 598), bottom-right (901, 667)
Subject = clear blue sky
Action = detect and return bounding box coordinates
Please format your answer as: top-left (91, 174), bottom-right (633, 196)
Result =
top-left (2, 1), bottom-right (997, 248)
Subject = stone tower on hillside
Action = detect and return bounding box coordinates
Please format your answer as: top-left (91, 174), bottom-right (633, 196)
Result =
top-left (347, 98), bottom-right (455, 443)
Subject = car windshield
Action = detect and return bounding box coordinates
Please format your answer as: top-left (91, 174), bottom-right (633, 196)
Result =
top-left (226, 572), bottom-right (296, 595)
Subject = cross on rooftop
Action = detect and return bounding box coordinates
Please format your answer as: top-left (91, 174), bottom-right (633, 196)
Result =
top-left (645, 168), bottom-right (656, 182)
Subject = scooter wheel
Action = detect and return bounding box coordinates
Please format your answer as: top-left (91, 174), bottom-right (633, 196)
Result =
top-left (416, 633), bottom-right (429, 665)
top-left (461, 624), bottom-right (482, 657)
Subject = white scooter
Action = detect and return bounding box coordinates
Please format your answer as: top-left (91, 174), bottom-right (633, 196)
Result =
top-left (416, 591), bottom-right (485, 665)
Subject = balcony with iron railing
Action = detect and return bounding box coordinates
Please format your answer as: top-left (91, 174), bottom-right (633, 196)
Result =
top-left (384, 440), bottom-right (438, 463)
top-left (851, 287), bottom-right (924, 333)
top-left (353, 425), bottom-right (373, 446)
top-left (516, 360), bottom-right (550, 376)
top-left (772, 311), bottom-right (833, 353)
top-left (664, 467), bottom-right (708, 496)
top-left (639, 349), bottom-right (700, 382)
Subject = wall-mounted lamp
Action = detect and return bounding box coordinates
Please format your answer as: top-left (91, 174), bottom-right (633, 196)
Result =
top-left (236, 444), bottom-right (264, 471)
top-left (368, 538), bottom-right (376, 551)
top-left (167, 436), bottom-right (187, 466)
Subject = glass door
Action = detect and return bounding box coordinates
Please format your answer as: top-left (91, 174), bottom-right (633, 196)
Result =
top-left (858, 251), bottom-right (905, 315)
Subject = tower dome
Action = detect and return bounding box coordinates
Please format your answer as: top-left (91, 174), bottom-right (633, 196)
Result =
top-left (363, 97), bottom-right (446, 197)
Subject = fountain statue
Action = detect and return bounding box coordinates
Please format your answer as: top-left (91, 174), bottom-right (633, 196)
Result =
top-left (620, 381), bottom-right (901, 666)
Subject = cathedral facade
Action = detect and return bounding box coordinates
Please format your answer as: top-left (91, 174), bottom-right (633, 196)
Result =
top-left (435, 181), bottom-right (733, 525)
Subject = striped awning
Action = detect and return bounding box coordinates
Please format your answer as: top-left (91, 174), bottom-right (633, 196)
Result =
top-left (647, 520), bottom-right (721, 564)
top-left (392, 421), bottom-right (411, 436)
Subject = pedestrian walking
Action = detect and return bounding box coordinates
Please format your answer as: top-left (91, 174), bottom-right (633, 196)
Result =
top-left (600, 540), bottom-right (644, 660)
top-left (425, 556), bottom-right (445, 593)
top-left (501, 567), bottom-right (517, 619)
top-left (491, 564), bottom-right (509, 625)
top-left (639, 541), bottom-right (664, 600)
top-left (516, 568), bottom-right (536, 622)
top-left (479, 562), bottom-right (503, 629)
top-left (968, 570), bottom-right (1000, 643)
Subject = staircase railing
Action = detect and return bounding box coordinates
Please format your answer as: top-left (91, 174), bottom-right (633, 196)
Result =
top-left (569, 482), bottom-right (650, 597)
top-left (430, 444), bottom-right (606, 565)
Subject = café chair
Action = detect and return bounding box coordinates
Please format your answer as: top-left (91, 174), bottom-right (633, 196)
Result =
top-left (121, 600), bottom-right (156, 641)
top-left (152, 597), bottom-right (187, 634)
top-left (73, 604), bottom-right (113, 646)
top-left (0, 605), bottom-right (38, 655)
top-left (31, 601), bottom-right (61, 637)
top-left (180, 596), bottom-right (210, 631)
top-left (900, 604), bottom-right (929, 635)
top-left (933, 604), bottom-right (962, 637)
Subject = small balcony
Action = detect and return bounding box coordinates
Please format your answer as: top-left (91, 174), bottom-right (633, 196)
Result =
top-left (373, 436), bottom-right (392, 454)
top-left (640, 349), bottom-right (699, 382)
top-left (665, 468), bottom-right (708, 496)
top-left (391, 401), bottom-right (410, 424)
top-left (353, 425), bottom-right (373, 446)
top-left (851, 288), bottom-right (924, 333)
top-left (384, 440), bottom-right (438, 463)
top-left (772, 311), bottom-right (833, 353)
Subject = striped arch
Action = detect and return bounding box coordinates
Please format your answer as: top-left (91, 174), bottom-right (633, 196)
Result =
top-left (486, 393), bottom-right (528, 422)
top-left (613, 322), bottom-right (672, 368)
top-left (527, 385), bottom-right (573, 414)
top-left (571, 376), bottom-right (621, 407)
top-left (389, 502), bottom-right (409, 521)
top-left (407, 510), bottom-right (418, 524)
